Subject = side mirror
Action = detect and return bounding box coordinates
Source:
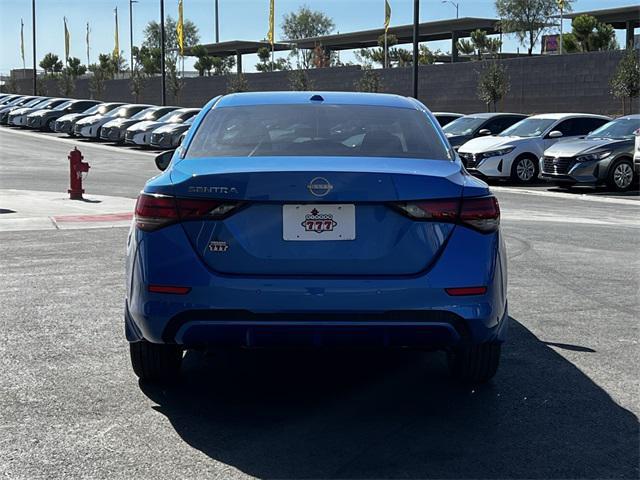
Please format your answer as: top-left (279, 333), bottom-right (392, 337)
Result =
top-left (478, 129), bottom-right (492, 136)
top-left (154, 150), bottom-right (175, 171)
top-left (548, 130), bottom-right (563, 138)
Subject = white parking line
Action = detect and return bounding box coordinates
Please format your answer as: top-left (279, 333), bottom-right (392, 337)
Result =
top-left (492, 186), bottom-right (640, 206)
top-left (0, 126), bottom-right (156, 157)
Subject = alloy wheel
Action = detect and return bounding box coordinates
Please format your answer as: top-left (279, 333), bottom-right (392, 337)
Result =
top-left (516, 158), bottom-right (536, 182)
top-left (613, 162), bottom-right (633, 190)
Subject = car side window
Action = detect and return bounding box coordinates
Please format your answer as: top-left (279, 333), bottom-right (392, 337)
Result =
top-left (578, 118), bottom-right (608, 134)
top-left (482, 118), bottom-right (508, 134)
top-left (550, 119), bottom-right (575, 136)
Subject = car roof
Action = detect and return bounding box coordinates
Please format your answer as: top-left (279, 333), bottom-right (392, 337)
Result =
top-left (433, 112), bottom-right (462, 116)
top-left (528, 112), bottom-right (610, 120)
top-left (216, 91), bottom-right (421, 109)
top-left (618, 114), bottom-right (640, 120)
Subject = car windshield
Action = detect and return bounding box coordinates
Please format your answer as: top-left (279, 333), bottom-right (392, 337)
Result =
top-left (82, 104), bottom-right (102, 114)
top-left (24, 98), bottom-right (45, 107)
top-left (54, 101), bottom-right (74, 111)
top-left (130, 107), bottom-right (158, 120)
top-left (587, 117), bottom-right (640, 140)
top-left (107, 106), bottom-right (129, 118)
top-left (499, 118), bottom-right (557, 137)
top-left (184, 115), bottom-right (197, 125)
top-left (187, 104), bottom-right (451, 160)
top-left (157, 110), bottom-right (188, 123)
top-left (442, 116), bottom-right (486, 136)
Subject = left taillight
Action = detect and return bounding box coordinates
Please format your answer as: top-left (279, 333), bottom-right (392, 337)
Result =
top-left (134, 193), bottom-right (241, 232)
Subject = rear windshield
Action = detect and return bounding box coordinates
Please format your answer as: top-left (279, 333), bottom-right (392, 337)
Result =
top-left (186, 104), bottom-right (450, 160)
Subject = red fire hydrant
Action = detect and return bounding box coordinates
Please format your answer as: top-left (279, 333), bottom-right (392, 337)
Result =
top-left (68, 147), bottom-right (90, 200)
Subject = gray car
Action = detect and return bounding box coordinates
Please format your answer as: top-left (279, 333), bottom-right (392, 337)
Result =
top-left (443, 112), bottom-right (528, 151)
top-left (540, 114), bottom-right (640, 191)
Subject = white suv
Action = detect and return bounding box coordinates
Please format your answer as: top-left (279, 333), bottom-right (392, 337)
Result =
top-left (458, 113), bottom-right (610, 183)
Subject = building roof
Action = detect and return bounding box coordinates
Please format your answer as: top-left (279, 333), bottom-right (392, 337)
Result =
top-left (556, 5), bottom-right (640, 29)
top-left (184, 40), bottom-right (291, 57)
top-left (286, 17), bottom-right (501, 51)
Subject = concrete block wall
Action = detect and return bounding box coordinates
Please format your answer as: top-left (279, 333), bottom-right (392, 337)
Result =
top-left (12, 50), bottom-right (638, 116)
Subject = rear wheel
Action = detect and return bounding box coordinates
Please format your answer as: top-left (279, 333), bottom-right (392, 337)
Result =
top-left (607, 159), bottom-right (635, 192)
top-left (448, 342), bottom-right (501, 384)
top-left (130, 340), bottom-right (183, 382)
top-left (510, 155), bottom-right (538, 184)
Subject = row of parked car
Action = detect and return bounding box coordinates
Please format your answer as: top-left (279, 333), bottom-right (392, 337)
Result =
top-left (1, 93), bottom-right (638, 192)
top-left (0, 94), bottom-right (198, 150)
top-left (433, 111), bottom-right (639, 192)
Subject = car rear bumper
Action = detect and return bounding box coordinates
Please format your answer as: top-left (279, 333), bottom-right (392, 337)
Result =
top-left (125, 223), bottom-right (508, 348)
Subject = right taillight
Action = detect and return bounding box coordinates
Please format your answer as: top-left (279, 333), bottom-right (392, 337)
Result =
top-left (393, 195), bottom-right (500, 234)
top-left (459, 196), bottom-right (500, 233)
top-left (134, 193), bottom-right (241, 232)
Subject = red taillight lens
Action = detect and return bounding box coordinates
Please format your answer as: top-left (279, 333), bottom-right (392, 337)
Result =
top-left (394, 199), bottom-right (460, 220)
top-left (148, 285), bottom-right (191, 294)
top-left (445, 286), bottom-right (487, 296)
top-left (135, 193), bottom-right (241, 231)
top-left (460, 196), bottom-right (500, 233)
top-left (393, 195), bottom-right (499, 233)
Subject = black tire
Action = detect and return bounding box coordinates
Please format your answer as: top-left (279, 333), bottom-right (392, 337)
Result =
top-left (607, 158), bottom-right (636, 192)
top-left (448, 342), bottom-right (501, 384)
top-left (45, 118), bottom-right (55, 132)
top-left (510, 155), bottom-right (539, 184)
top-left (130, 340), bottom-right (183, 382)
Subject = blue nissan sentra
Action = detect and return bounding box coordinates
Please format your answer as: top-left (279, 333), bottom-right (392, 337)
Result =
top-left (125, 92), bottom-right (508, 384)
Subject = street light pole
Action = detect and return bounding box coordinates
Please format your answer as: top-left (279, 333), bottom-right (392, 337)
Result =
top-left (32, 0), bottom-right (36, 94)
top-left (129, 0), bottom-right (138, 72)
top-left (412, 0), bottom-right (419, 99)
top-left (441, 1), bottom-right (459, 19)
top-left (160, 0), bottom-right (166, 105)
top-left (215, 0), bottom-right (219, 43)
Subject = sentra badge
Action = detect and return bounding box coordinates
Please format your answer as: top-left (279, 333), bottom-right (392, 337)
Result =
top-left (301, 208), bottom-right (337, 233)
top-left (189, 186), bottom-right (239, 194)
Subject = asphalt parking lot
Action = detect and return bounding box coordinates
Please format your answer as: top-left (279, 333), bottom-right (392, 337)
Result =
top-left (0, 128), bottom-right (639, 479)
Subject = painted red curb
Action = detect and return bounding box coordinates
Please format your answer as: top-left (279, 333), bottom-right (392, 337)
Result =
top-left (53, 212), bottom-right (133, 223)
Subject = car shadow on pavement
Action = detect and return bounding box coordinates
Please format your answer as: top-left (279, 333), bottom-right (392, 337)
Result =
top-left (140, 319), bottom-right (639, 479)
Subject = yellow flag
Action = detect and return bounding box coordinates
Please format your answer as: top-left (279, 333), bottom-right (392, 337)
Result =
top-left (113, 7), bottom-right (119, 61)
top-left (267, 0), bottom-right (275, 45)
top-left (384, 0), bottom-right (391, 33)
top-left (64, 17), bottom-right (70, 61)
top-left (177, 0), bottom-right (185, 56)
top-left (20, 19), bottom-right (25, 66)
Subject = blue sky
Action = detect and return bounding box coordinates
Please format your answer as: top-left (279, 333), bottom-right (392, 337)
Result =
top-left (0, 0), bottom-right (637, 75)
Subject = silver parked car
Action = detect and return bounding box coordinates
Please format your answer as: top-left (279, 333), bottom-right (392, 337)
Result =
top-left (540, 114), bottom-right (640, 191)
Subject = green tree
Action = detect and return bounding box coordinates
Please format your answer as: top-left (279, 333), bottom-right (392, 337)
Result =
top-left (571, 15), bottom-right (617, 52)
top-left (355, 66), bottom-right (382, 92)
top-left (477, 61), bottom-right (510, 112)
top-left (610, 49), bottom-right (640, 115)
top-left (282, 6), bottom-right (335, 69)
top-left (212, 56), bottom-right (236, 75)
top-left (495, 0), bottom-right (574, 55)
top-left (457, 39), bottom-right (475, 56)
top-left (289, 69), bottom-right (314, 90)
top-left (88, 63), bottom-right (107, 98)
top-left (58, 69), bottom-right (75, 96)
top-left (39, 53), bottom-right (63, 76)
top-left (143, 16), bottom-right (199, 64)
top-left (66, 57), bottom-right (87, 77)
top-left (226, 73), bottom-right (249, 93)
top-left (1, 76), bottom-right (19, 93)
top-left (166, 57), bottom-right (184, 103)
top-left (256, 46), bottom-right (290, 72)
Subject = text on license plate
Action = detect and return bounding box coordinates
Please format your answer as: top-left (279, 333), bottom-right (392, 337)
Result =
top-left (282, 204), bottom-right (355, 241)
